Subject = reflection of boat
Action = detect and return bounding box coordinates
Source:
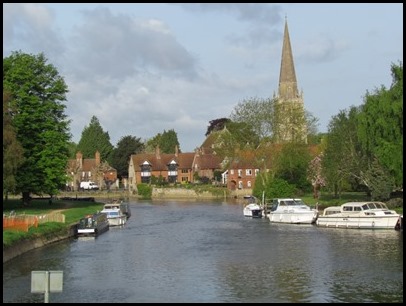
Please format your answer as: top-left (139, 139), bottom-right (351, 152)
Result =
top-left (316, 201), bottom-right (401, 229)
top-left (77, 212), bottom-right (109, 236)
top-left (101, 201), bottom-right (128, 226)
top-left (267, 198), bottom-right (318, 224)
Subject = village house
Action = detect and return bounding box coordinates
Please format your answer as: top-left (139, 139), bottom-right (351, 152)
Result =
top-left (128, 145), bottom-right (223, 193)
top-left (66, 151), bottom-right (118, 191)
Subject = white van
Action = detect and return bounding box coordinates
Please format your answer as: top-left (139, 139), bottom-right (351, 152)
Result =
top-left (80, 181), bottom-right (99, 190)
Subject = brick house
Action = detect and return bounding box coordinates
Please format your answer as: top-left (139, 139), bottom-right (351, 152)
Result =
top-left (66, 151), bottom-right (118, 191)
top-left (128, 145), bottom-right (223, 193)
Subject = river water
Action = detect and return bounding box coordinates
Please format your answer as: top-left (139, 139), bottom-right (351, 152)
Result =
top-left (3, 200), bottom-right (403, 303)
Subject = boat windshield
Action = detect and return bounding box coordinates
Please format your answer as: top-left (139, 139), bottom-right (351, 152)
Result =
top-left (281, 200), bottom-right (304, 206)
top-left (79, 216), bottom-right (94, 228)
top-left (107, 211), bottom-right (120, 217)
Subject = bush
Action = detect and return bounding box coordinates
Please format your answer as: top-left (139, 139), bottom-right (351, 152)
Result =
top-left (137, 183), bottom-right (152, 199)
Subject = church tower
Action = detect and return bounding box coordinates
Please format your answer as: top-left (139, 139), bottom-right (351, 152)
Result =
top-left (274, 18), bottom-right (307, 144)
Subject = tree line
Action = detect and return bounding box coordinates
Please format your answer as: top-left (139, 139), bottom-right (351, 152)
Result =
top-left (3, 50), bottom-right (403, 203)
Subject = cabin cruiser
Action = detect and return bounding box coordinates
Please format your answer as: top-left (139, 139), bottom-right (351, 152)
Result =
top-left (243, 195), bottom-right (263, 218)
top-left (101, 201), bottom-right (128, 226)
top-left (267, 198), bottom-right (318, 224)
top-left (316, 201), bottom-right (401, 229)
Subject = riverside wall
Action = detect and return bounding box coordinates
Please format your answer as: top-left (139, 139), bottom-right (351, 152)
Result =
top-left (3, 223), bottom-right (78, 264)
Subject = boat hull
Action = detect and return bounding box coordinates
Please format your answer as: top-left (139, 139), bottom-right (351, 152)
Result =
top-left (268, 211), bottom-right (318, 224)
top-left (107, 216), bottom-right (127, 226)
top-left (243, 203), bottom-right (263, 218)
top-left (316, 215), bottom-right (400, 229)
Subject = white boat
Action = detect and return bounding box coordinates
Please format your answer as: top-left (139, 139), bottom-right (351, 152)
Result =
top-left (243, 203), bottom-right (263, 218)
top-left (267, 198), bottom-right (318, 224)
top-left (242, 195), bottom-right (263, 218)
top-left (101, 201), bottom-right (128, 226)
top-left (77, 212), bottom-right (109, 236)
top-left (316, 201), bottom-right (401, 229)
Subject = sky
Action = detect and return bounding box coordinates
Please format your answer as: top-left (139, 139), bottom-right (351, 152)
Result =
top-left (3, 3), bottom-right (403, 152)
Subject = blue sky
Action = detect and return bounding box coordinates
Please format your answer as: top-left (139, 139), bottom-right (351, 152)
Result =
top-left (3, 3), bottom-right (403, 152)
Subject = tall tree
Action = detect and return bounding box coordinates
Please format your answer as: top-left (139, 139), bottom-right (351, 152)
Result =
top-left (77, 115), bottom-right (114, 162)
top-left (3, 51), bottom-right (71, 204)
top-left (110, 135), bottom-right (145, 178)
top-left (205, 117), bottom-right (230, 136)
top-left (230, 96), bottom-right (274, 140)
top-left (322, 107), bottom-right (364, 197)
top-left (274, 143), bottom-right (312, 191)
top-left (145, 129), bottom-right (180, 154)
top-left (3, 91), bottom-right (25, 198)
top-left (357, 62), bottom-right (403, 190)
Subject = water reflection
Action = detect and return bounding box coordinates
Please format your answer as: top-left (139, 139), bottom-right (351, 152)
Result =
top-left (3, 200), bottom-right (403, 303)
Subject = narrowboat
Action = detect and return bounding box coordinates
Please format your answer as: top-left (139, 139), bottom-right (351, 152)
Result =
top-left (77, 212), bottom-right (109, 236)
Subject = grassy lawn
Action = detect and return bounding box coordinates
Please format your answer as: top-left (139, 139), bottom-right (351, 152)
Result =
top-left (3, 199), bottom-right (105, 247)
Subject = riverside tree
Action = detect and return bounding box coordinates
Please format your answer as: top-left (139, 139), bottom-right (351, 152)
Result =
top-left (110, 135), bottom-right (145, 178)
top-left (3, 91), bottom-right (25, 199)
top-left (3, 51), bottom-right (71, 204)
top-left (76, 115), bottom-right (114, 162)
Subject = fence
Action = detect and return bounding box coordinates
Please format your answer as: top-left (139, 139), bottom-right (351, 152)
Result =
top-left (3, 212), bottom-right (65, 232)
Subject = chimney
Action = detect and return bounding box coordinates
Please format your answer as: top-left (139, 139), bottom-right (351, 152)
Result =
top-left (95, 150), bottom-right (100, 165)
top-left (175, 145), bottom-right (178, 157)
top-left (76, 151), bottom-right (83, 168)
top-left (155, 146), bottom-right (160, 159)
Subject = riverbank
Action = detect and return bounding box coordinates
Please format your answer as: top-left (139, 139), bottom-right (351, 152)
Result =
top-left (3, 223), bottom-right (78, 263)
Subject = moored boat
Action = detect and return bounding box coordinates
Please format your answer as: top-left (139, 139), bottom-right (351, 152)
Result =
top-left (316, 201), bottom-right (401, 229)
top-left (243, 203), bottom-right (263, 218)
top-left (267, 198), bottom-right (318, 224)
top-left (77, 212), bottom-right (109, 236)
top-left (101, 200), bottom-right (129, 226)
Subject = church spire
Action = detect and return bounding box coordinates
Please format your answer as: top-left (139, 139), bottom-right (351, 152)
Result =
top-left (278, 18), bottom-right (299, 101)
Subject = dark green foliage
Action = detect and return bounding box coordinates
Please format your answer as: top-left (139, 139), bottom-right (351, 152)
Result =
top-left (146, 129), bottom-right (180, 154)
top-left (137, 183), bottom-right (152, 199)
top-left (253, 173), bottom-right (295, 199)
top-left (357, 62), bottom-right (403, 189)
top-left (76, 115), bottom-right (114, 161)
top-left (3, 51), bottom-right (71, 198)
top-left (274, 143), bottom-right (312, 191)
top-left (267, 178), bottom-right (296, 198)
top-left (3, 91), bottom-right (25, 195)
top-left (205, 118), bottom-right (230, 136)
top-left (110, 135), bottom-right (144, 178)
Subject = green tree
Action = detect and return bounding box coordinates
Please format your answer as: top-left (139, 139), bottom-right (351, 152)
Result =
top-left (322, 107), bottom-right (364, 198)
top-left (3, 51), bottom-right (71, 204)
top-left (230, 96), bottom-right (318, 144)
top-left (3, 91), bottom-right (25, 198)
top-left (205, 117), bottom-right (230, 136)
top-left (230, 96), bottom-right (274, 139)
top-left (274, 143), bottom-right (312, 191)
top-left (110, 135), bottom-right (145, 178)
top-left (357, 62), bottom-right (403, 190)
top-left (145, 129), bottom-right (180, 154)
top-left (77, 115), bottom-right (114, 162)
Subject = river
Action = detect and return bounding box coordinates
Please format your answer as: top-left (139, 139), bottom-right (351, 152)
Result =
top-left (3, 200), bottom-right (403, 303)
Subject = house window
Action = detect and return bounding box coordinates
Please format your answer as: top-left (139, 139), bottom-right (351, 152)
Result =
top-left (247, 181), bottom-right (252, 188)
top-left (255, 169), bottom-right (259, 176)
top-left (246, 169), bottom-right (252, 176)
top-left (182, 169), bottom-right (188, 173)
top-left (238, 169), bottom-right (242, 177)
top-left (238, 181), bottom-right (243, 189)
top-left (230, 169), bottom-right (234, 175)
